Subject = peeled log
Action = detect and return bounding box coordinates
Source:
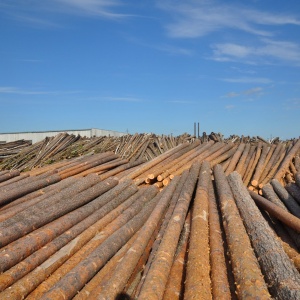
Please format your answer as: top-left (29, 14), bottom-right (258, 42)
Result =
top-left (184, 161), bottom-right (212, 299)
top-left (213, 165), bottom-right (270, 299)
top-left (228, 172), bottom-right (300, 300)
top-left (208, 179), bottom-right (231, 299)
top-left (274, 139), bottom-right (300, 181)
top-left (138, 162), bottom-right (201, 300)
top-left (225, 143), bottom-right (245, 175)
top-left (39, 187), bottom-right (161, 300)
top-left (96, 176), bottom-right (181, 300)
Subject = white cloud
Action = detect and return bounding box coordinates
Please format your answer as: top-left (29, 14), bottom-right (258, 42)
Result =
top-left (225, 105), bottom-right (235, 110)
top-left (52, 0), bottom-right (130, 18)
top-left (154, 44), bottom-right (193, 56)
top-left (211, 39), bottom-right (300, 65)
top-left (102, 96), bottom-right (142, 102)
top-left (222, 77), bottom-right (272, 84)
top-left (0, 86), bottom-right (80, 95)
top-left (225, 92), bottom-right (239, 98)
top-left (125, 36), bottom-right (193, 56)
top-left (243, 87), bottom-right (263, 96)
top-left (0, 0), bottom-right (132, 23)
top-left (158, 0), bottom-right (300, 38)
top-left (167, 100), bottom-right (196, 104)
top-left (223, 87), bottom-right (264, 98)
top-left (284, 98), bottom-right (300, 110)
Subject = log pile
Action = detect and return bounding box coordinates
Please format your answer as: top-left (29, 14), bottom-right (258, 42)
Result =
top-left (0, 133), bottom-right (300, 299)
top-left (0, 133), bottom-right (195, 171)
top-left (0, 140), bottom-right (32, 163)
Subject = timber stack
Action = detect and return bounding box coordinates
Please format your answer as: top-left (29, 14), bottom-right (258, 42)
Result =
top-left (0, 132), bottom-right (300, 299)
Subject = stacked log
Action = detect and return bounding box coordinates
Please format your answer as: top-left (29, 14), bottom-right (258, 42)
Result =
top-left (0, 132), bottom-right (300, 299)
top-left (0, 140), bottom-right (32, 162)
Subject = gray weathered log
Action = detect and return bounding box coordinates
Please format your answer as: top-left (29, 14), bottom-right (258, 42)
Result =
top-left (228, 171), bottom-right (300, 300)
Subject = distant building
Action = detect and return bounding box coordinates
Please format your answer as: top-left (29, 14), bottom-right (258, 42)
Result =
top-left (0, 128), bottom-right (126, 144)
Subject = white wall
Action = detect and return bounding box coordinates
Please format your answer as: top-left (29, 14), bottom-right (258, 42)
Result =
top-left (0, 128), bottom-right (126, 144)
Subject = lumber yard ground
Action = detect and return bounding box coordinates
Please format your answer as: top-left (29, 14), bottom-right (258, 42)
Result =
top-left (0, 131), bottom-right (300, 299)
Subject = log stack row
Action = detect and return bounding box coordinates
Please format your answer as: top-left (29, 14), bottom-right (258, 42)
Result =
top-left (0, 140), bottom-right (32, 163)
top-left (0, 134), bottom-right (300, 299)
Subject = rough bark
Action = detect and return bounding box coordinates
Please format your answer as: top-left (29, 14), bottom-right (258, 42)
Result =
top-left (228, 171), bottom-right (300, 299)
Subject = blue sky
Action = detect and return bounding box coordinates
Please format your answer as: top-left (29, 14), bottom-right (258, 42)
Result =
top-left (1, 0), bottom-right (300, 139)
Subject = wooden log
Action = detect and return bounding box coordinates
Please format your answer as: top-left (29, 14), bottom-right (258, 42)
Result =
top-left (137, 162), bottom-right (201, 300)
top-left (225, 143), bottom-right (245, 175)
top-left (0, 173), bottom-right (30, 188)
top-left (296, 172), bottom-right (300, 188)
top-left (38, 186), bottom-right (161, 300)
top-left (74, 158), bottom-right (127, 177)
top-left (5, 186), bottom-right (158, 300)
top-left (156, 141), bottom-right (213, 182)
top-left (251, 144), bottom-right (270, 187)
top-left (209, 146), bottom-right (237, 168)
top-left (169, 141), bottom-right (223, 178)
top-left (213, 165), bottom-right (270, 299)
top-left (184, 161), bottom-right (212, 299)
top-left (249, 191), bottom-right (300, 233)
top-left (208, 179), bottom-right (231, 299)
top-left (147, 140), bottom-right (201, 182)
top-left (259, 148), bottom-right (286, 187)
top-left (0, 170), bottom-right (20, 184)
top-left (295, 157), bottom-right (300, 172)
top-left (0, 173), bottom-right (61, 207)
top-left (72, 231), bottom-right (140, 300)
top-left (0, 175), bottom-right (116, 248)
top-left (285, 183), bottom-right (300, 204)
top-left (58, 153), bottom-right (118, 179)
top-left (163, 213), bottom-right (190, 300)
top-left (270, 179), bottom-right (300, 218)
top-left (205, 142), bottom-right (235, 163)
top-left (0, 182), bottom-right (137, 292)
top-left (289, 161), bottom-right (297, 177)
top-left (0, 177), bottom-right (78, 222)
top-left (240, 145), bottom-right (256, 180)
top-left (134, 170), bottom-right (190, 296)
top-left (98, 159), bottom-right (146, 181)
top-left (234, 143), bottom-right (250, 175)
top-left (29, 185), bottom-right (158, 299)
top-left (258, 144), bottom-right (282, 185)
top-left (123, 142), bottom-right (189, 180)
top-left (94, 176), bottom-right (181, 299)
top-left (245, 142), bottom-right (263, 186)
top-left (262, 183), bottom-right (300, 250)
top-left (260, 210), bottom-right (300, 271)
top-left (274, 139), bottom-right (300, 181)
top-left (228, 172), bottom-right (300, 299)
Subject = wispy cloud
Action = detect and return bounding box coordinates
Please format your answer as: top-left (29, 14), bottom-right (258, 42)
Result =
top-left (224, 87), bottom-right (264, 98)
top-left (0, 0), bottom-right (133, 26)
top-left (102, 96), bottom-right (142, 102)
top-left (221, 77), bottom-right (272, 84)
top-left (284, 98), bottom-right (300, 110)
top-left (0, 86), bottom-right (80, 95)
top-left (211, 39), bottom-right (300, 65)
top-left (52, 0), bottom-right (132, 18)
top-left (243, 87), bottom-right (263, 96)
top-left (225, 92), bottom-right (239, 98)
top-left (167, 100), bottom-right (196, 104)
top-left (154, 44), bottom-right (193, 56)
top-left (124, 36), bottom-right (193, 56)
top-left (225, 105), bottom-right (235, 111)
top-left (158, 0), bottom-right (300, 38)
